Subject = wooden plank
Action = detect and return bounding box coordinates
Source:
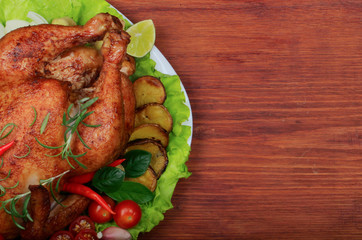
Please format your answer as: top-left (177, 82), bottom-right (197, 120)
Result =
top-left (108, 0), bottom-right (362, 239)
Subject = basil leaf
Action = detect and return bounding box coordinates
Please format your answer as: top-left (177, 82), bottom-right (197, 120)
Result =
top-left (92, 167), bottom-right (125, 193)
top-left (106, 181), bottom-right (154, 204)
top-left (123, 150), bottom-right (152, 178)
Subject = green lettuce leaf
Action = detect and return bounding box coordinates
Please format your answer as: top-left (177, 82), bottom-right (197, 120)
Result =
top-left (1, 0), bottom-right (192, 239)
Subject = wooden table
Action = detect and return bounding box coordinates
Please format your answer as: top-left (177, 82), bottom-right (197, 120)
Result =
top-left (109, 0), bottom-right (362, 239)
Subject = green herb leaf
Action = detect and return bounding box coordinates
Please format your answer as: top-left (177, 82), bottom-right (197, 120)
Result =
top-left (0, 170), bottom-right (11, 181)
top-left (40, 113), bottom-right (50, 134)
top-left (35, 137), bottom-right (63, 149)
top-left (0, 123), bottom-right (16, 140)
top-left (92, 166), bottom-right (125, 193)
top-left (81, 122), bottom-right (101, 128)
top-left (66, 103), bottom-right (74, 118)
top-left (40, 97), bottom-right (99, 169)
top-left (13, 144), bottom-right (31, 159)
top-left (0, 185), bottom-right (6, 197)
top-left (6, 181), bottom-right (19, 190)
top-left (79, 97), bottom-right (90, 103)
top-left (50, 181), bottom-right (66, 207)
top-left (29, 106), bottom-right (37, 127)
top-left (106, 181), bottom-right (154, 204)
top-left (22, 195), bottom-right (33, 222)
top-left (123, 150), bottom-right (152, 178)
top-left (80, 97), bottom-right (98, 110)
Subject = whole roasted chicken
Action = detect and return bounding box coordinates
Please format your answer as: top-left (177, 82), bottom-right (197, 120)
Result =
top-left (0, 13), bottom-right (135, 239)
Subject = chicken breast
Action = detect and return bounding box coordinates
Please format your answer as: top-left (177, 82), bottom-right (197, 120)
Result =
top-left (0, 13), bottom-right (135, 239)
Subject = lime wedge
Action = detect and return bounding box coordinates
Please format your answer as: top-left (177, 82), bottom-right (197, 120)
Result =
top-left (126, 20), bottom-right (155, 58)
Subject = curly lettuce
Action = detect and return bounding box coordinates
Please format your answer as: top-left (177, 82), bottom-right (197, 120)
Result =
top-left (0, 0), bottom-right (192, 239)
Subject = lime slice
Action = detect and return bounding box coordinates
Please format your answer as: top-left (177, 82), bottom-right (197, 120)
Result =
top-left (126, 19), bottom-right (155, 58)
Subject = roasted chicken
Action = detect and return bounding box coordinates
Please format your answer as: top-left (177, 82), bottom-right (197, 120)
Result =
top-left (0, 13), bottom-right (135, 239)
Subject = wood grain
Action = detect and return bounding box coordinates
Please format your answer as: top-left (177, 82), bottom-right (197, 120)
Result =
top-left (108, 0), bottom-right (362, 239)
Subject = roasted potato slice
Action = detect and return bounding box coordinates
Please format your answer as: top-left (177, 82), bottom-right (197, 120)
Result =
top-left (125, 167), bottom-right (157, 192)
top-left (129, 123), bottom-right (169, 147)
top-left (133, 76), bottom-right (166, 108)
top-left (135, 103), bottom-right (173, 132)
top-left (126, 139), bottom-right (168, 178)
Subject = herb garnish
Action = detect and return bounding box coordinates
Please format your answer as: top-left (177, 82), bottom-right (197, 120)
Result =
top-left (0, 170), bottom-right (70, 230)
top-left (29, 106), bottom-right (37, 127)
top-left (0, 158), bottom-right (19, 197)
top-left (91, 150), bottom-right (154, 204)
top-left (40, 171), bottom-right (67, 207)
top-left (40, 112), bottom-right (50, 134)
top-left (13, 144), bottom-right (31, 159)
top-left (36, 97), bottom-right (100, 169)
top-left (0, 123), bottom-right (16, 140)
top-left (92, 166), bottom-right (125, 193)
top-left (123, 150), bottom-right (152, 178)
top-left (106, 181), bottom-right (154, 204)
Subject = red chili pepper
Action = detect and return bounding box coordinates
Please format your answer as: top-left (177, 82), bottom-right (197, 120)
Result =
top-left (62, 182), bottom-right (116, 215)
top-left (108, 158), bottom-right (126, 168)
top-left (0, 140), bottom-right (15, 156)
top-left (68, 158), bottom-right (126, 184)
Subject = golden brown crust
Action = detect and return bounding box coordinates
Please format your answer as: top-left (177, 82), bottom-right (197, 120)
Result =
top-left (0, 14), bottom-right (133, 238)
top-left (72, 30), bottom-right (131, 174)
top-left (121, 74), bottom-right (136, 145)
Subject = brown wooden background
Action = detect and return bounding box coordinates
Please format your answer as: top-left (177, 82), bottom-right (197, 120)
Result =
top-left (109, 0), bottom-right (362, 239)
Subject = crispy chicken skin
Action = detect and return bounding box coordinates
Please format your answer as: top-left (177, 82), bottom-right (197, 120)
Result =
top-left (0, 13), bottom-right (135, 239)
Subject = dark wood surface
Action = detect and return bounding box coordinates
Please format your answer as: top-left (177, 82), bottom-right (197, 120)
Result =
top-left (108, 0), bottom-right (362, 239)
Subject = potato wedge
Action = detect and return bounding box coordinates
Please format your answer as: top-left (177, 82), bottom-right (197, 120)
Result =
top-left (133, 76), bottom-right (166, 108)
top-left (125, 139), bottom-right (168, 178)
top-left (125, 167), bottom-right (157, 192)
top-left (135, 103), bottom-right (173, 132)
top-left (129, 123), bottom-right (169, 147)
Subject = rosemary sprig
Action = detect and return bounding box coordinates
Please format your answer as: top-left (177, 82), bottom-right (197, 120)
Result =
top-left (0, 123), bottom-right (16, 140)
top-left (29, 106), bottom-right (37, 127)
top-left (13, 144), bottom-right (31, 159)
top-left (0, 170), bottom-right (70, 230)
top-left (36, 97), bottom-right (100, 169)
top-left (0, 158), bottom-right (19, 197)
top-left (40, 113), bottom-right (50, 134)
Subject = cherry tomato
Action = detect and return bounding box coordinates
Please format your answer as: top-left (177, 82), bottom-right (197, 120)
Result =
top-left (50, 230), bottom-right (74, 240)
top-left (114, 200), bottom-right (142, 229)
top-left (74, 229), bottom-right (98, 240)
top-left (88, 196), bottom-right (115, 223)
top-left (69, 216), bottom-right (95, 237)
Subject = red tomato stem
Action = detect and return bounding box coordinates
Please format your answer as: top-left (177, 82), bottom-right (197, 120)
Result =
top-left (62, 182), bottom-right (116, 215)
